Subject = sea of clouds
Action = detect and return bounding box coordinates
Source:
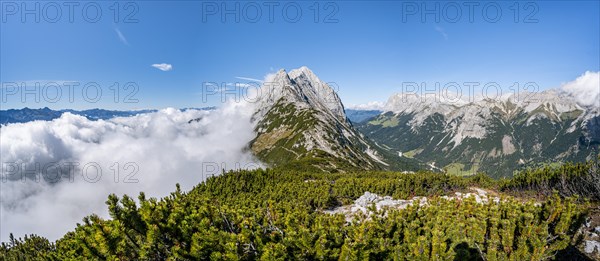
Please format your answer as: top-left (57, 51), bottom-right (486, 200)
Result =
top-left (0, 100), bottom-right (261, 242)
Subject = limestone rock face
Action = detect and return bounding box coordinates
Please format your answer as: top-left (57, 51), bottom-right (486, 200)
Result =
top-left (250, 67), bottom-right (420, 172)
top-left (359, 89), bottom-right (600, 177)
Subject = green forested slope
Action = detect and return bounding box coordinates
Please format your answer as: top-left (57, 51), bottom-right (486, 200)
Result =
top-left (1, 159), bottom-right (598, 260)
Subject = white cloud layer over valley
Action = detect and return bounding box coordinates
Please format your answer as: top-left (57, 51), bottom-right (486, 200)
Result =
top-left (0, 101), bottom-right (260, 242)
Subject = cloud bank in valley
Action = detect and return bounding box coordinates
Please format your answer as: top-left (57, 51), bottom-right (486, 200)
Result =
top-left (0, 101), bottom-right (260, 242)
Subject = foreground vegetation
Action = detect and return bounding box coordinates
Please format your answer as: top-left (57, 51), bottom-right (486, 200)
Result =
top-left (1, 159), bottom-right (598, 260)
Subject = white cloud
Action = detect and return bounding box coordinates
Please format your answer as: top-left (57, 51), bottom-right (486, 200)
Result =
top-left (226, 82), bottom-right (260, 88)
top-left (0, 101), bottom-right (261, 242)
top-left (347, 101), bottom-right (385, 110)
top-left (235, 76), bottom-right (263, 82)
top-left (262, 72), bottom-right (278, 83)
top-left (561, 71), bottom-right (600, 107)
top-left (114, 28), bottom-right (129, 46)
top-left (152, 63), bottom-right (173, 71)
top-left (435, 26), bottom-right (448, 40)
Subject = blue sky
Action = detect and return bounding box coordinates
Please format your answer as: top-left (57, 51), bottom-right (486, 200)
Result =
top-left (1, 1), bottom-right (598, 110)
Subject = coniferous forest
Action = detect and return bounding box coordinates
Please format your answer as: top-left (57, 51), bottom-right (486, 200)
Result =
top-left (1, 158), bottom-right (599, 260)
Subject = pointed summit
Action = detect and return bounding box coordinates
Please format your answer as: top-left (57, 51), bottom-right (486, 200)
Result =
top-left (288, 66), bottom-right (318, 83)
top-left (255, 66), bottom-right (345, 122)
top-left (250, 67), bottom-right (422, 172)
top-left (272, 69), bottom-right (290, 82)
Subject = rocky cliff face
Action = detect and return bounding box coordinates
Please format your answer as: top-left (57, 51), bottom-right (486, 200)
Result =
top-left (250, 67), bottom-right (421, 172)
top-left (358, 90), bottom-right (600, 177)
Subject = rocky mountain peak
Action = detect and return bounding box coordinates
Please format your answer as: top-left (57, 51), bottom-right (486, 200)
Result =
top-left (250, 67), bottom-right (422, 172)
top-left (255, 66), bottom-right (346, 122)
top-left (384, 88), bottom-right (593, 125)
top-left (384, 93), bottom-right (461, 115)
top-left (360, 87), bottom-right (599, 177)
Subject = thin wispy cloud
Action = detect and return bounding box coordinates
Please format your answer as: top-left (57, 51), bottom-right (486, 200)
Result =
top-left (227, 82), bottom-right (259, 88)
top-left (152, 63), bottom-right (173, 71)
top-left (435, 26), bottom-right (448, 40)
top-left (197, 83), bottom-right (257, 96)
top-left (114, 28), bottom-right (129, 46)
top-left (235, 76), bottom-right (263, 82)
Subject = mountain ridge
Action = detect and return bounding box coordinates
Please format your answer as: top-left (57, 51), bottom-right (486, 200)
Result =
top-left (359, 89), bottom-right (600, 177)
top-left (250, 67), bottom-right (421, 172)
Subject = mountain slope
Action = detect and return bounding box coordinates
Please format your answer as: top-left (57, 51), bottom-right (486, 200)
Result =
top-left (250, 67), bottom-right (421, 172)
top-left (358, 90), bottom-right (600, 177)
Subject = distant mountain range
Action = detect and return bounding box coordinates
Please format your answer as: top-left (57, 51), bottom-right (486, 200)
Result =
top-left (357, 90), bottom-right (600, 177)
top-left (0, 107), bottom-right (215, 125)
